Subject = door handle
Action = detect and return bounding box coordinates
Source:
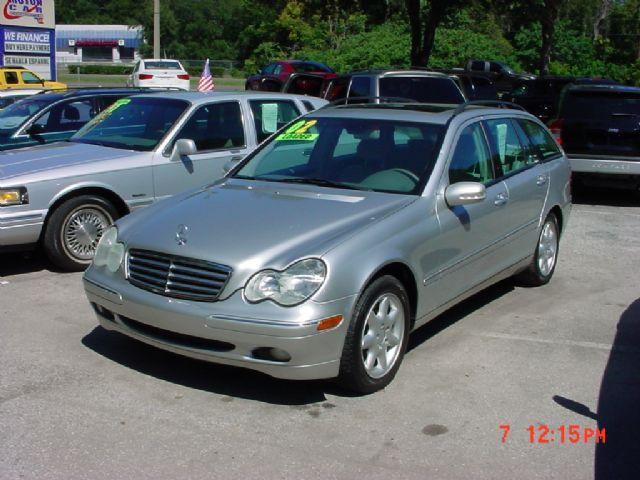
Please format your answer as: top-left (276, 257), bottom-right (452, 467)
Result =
top-left (536, 174), bottom-right (548, 186)
top-left (230, 156), bottom-right (243, 161)
top-left (494, 192), bottom-right (509, 206)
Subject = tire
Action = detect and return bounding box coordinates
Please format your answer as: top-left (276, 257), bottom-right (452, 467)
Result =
top-left (43, 195), bottom-right (119, 271)
top-left (516, 212), bottom-right (560, 287)
top-left (337, 275), bottom-right (411, 394)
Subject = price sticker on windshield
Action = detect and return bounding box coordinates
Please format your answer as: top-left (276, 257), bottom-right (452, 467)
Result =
top-left (276, 119), bottom-right (319, 141)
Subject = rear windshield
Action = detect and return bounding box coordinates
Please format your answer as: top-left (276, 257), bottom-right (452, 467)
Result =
top-left (380, 77), bottom-right (464, 104)
top-left (144, 61), bottom-right (182, 70)
top-left (562, 90), bottom-right (640, 119)
top-left (291, 63), bottom-right (332, 73)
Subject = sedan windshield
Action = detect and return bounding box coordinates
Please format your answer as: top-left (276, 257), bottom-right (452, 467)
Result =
top-left (0, 97), bottom-right (51, 133)
top-left (234, 117), bottom-right (444, 195)
top-left (71, 97), bottom-right (188, 151)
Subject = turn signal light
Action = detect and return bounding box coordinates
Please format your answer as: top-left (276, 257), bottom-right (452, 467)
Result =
top-left (317, 315), bottom-right (343, 331)
top-left (177, 74), bottom-right (190, 80)
top-left (548, 118), bottom-right (563, 146)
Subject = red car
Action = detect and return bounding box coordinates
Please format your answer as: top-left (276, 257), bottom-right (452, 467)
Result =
top-left (245, 60), bottom-right (337, 92)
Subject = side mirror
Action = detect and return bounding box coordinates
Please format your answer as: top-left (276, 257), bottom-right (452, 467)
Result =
top-left (27, 123), bottom-right (45, 135)
top-left (223, 157), bottom-right (242, 174)
top-left (171, 138), bottom-right (197, 161)
top-left (445, 182), bottom-right (486, 207)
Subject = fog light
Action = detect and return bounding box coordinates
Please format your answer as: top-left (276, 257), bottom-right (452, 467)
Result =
top-left (251, 347), bottom-right (291, 362)
top-left (317, 315), bottom-right (343, 331)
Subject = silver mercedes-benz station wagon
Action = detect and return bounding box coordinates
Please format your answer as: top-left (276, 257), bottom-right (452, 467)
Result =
top-left (83, 100), bottom-right (571, 393)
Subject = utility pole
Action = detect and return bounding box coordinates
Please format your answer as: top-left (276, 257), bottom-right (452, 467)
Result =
top-left (153, 0), bottom-right (160, 59)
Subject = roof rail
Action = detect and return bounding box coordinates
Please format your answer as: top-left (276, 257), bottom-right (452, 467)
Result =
top-left (453, 99), bottom-right (526, 115)
top-left (321, 96), bottom-right (419, 109)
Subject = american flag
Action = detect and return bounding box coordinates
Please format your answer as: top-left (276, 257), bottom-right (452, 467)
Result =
top-left (197, 59), bottom-right (215, 92)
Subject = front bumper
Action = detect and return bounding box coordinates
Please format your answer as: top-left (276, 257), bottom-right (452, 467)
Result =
top-left (568, 155), bottom-right (640, 175)
top-left (0, 209), bottom-right (45, 247)
top-left (83, 266), bottom-right (357, 380)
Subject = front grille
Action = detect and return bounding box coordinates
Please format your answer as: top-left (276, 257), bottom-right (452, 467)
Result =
top-left (127, 249), bottom-right (232, 302)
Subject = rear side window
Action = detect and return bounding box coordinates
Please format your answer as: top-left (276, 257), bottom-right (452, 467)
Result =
top-left (32, 99), bottom-right (95, 133)
top-left (325, 77), bottom-right (349, 101)
top-left (484, 119), bottom-right (528, 176)
top-left (249, 99), bottom-right (300, 143)
top-left (174, 101), bottom-right (245, 151)
top-left (379, 77), bottom-right (464, 104)
top-left (470, 61), bottom-right (485, 71)
top-left (302, 100), bottom-right (315, 112)
top-left (448, 123), bottom-right (494, 185)
top-left (4, 72), bottom-right (19, 85)
top-left (518, 119), bottom-right (561, 161)
top-left (348, 77), bottom-right (371, 102)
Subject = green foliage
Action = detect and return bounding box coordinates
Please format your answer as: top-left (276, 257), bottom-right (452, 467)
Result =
top-left (56, 0), bottom-right (640, 86)
top-left (69, 64), bottom-right (133, 75)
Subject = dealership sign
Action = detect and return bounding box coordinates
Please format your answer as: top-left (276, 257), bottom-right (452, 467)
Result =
top-left (4, 27), bottom-right (50, 52)
top-left (1, 0), bottom-right (55, 29)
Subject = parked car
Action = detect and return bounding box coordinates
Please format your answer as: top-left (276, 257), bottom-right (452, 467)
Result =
top-left (0, 91), bottom-right (326, 269)
top-left (449, 73), bottom-right (498, 101)
top-left (549, 84), bottom-right (640, 190)
top-left (83, 100), bottom-right (571, 393)
top-left (305, 70), bottom-right (466, 104)
top-left (246, 60), bottom-right (337, 92)
top-left (442, 60), bottom-right (536, 96)
top-left (0, 66), bottom-right (66, 91)
top-left (0, 88), bottom-right (149, 151)
top-left (0, 89), bottom-right (42, 109)
top-left (127, 59), bottom-right (190, 91)
top-left (505, 76), bottom-right (619, 123)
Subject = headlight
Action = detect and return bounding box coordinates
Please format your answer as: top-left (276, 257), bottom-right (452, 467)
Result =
top-left (0, 187), bottom-right (28, 206)
top-left (244, 258), bottom-right (326, 306)
top-left (93, 226), bottom-right (125, 272)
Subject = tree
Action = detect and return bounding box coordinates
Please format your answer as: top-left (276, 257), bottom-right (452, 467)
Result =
top-left (593, 0), bottom-right (613, 40)
top-left (539, 0), bottom-right (563, 75)
top-left (404, 0), bottom-right (465, 66)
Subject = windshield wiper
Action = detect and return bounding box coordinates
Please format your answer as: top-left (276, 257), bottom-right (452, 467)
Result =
top-left (275, 177), bottom-right (359, 190)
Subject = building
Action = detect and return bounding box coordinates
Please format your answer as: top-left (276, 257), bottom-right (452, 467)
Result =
top-left (55, 25), bottom-right (143, 64)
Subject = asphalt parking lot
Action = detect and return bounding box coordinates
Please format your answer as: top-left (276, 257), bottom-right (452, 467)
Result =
top-left (1, 188), bottom-right (638, 480)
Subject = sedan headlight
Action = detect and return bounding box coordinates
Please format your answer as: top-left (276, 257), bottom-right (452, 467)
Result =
top-left (244, 258), bottom-right (327, 306)
top-left (93, 226), bottom-right (125, 272)
top-left (0, 187), bottom-right (28, 206)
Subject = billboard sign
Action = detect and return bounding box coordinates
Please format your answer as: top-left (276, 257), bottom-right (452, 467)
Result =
top-left (1, 0), bottom-right (55, 29)
top-left (4, 27), bottom-right (50, 53)
top-left (3, 52), bottom-right (50, 77)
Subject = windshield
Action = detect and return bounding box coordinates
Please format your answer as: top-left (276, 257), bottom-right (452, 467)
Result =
top-left (0, 97), bottom-right (50, 132)
top-left (71, 97), bottom-right (188, 151)
top-left (144, 61), bottom-right (182, 70)
top-left (234, 117), bottom-right (444, 195)
top-left (379, 77), bottom-right (464, 104)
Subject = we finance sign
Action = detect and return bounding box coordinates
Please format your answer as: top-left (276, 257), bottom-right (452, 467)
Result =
top-left (4, 28), bottom-right (50, 53)
top-left (1, 0), bottom-right (55, 29)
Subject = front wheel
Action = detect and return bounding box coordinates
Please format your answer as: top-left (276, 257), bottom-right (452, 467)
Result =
top-left (337, 275), bottom-right (410, 394)
top-left (516, 212), bottom-right (559, 286)
top-left (43, 195), bottom-right (119, 271)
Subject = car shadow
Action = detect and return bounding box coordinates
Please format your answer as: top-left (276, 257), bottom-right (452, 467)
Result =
top-left (594, 298), bottom-right (640, 479)
top-left (407, 279), bottom-right (514, 352)
top-left (83, 280), bottom-right (515, 405)
top-left (572, 184), bottom-right (640, 208)
top-left (0, 250), bottom-right (63, 277)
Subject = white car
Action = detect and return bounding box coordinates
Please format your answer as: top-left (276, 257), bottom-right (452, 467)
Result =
top-left (0, 89), bottom-right (42, 109)
top-left (127, 59), bottom-right (190, 91)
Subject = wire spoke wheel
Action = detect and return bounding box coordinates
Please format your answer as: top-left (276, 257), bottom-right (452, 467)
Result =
top-left (360, 292), bottom-right (405, 379)
top-left (61, 206), bottom-right (112, 262)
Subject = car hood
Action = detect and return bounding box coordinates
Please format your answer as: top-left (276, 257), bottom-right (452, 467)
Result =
top-left (118, 178), bottom-right (416, 296)
top-left (0, 141), bottom-right (137, 182)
